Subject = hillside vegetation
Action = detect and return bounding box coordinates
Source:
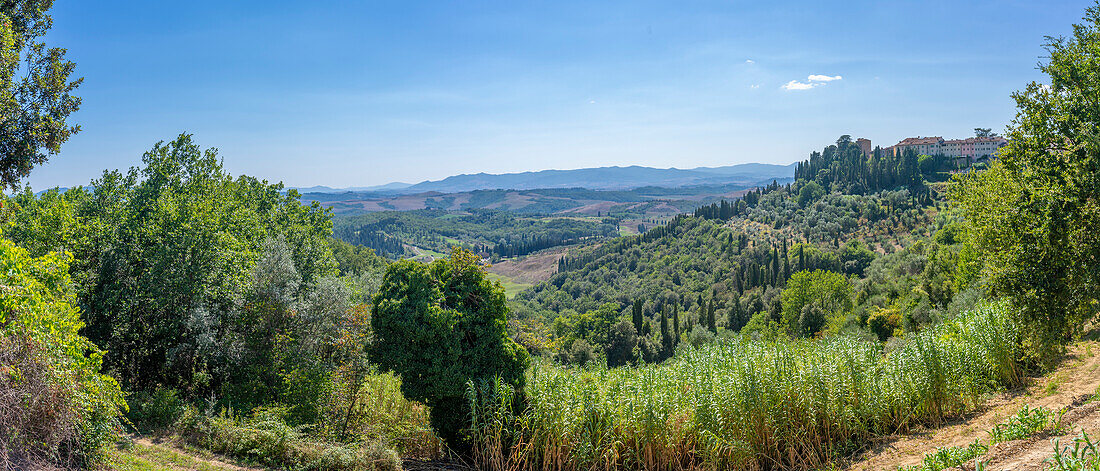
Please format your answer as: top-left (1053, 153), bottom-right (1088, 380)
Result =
top-left (3, 3), bottom-right (1100, 471)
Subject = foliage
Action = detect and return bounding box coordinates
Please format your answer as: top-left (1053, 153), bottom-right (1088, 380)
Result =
top-left (468, 301), bottom-right (1025, 471)
top-left (903, 404), bottom-right (1065, 471)
top-left (370, 247), bottom-right (530, 448)
top-left (780, 269), bottom-right (853, 337)
top-left (793, 134), bottom-right (961, 199)
top-left (987, 404), bottom-right (1064, 443)
top-left (3, 134), bottom-right (340, 404)
top-left (0, 0), bottom-right (83, 190)
top-left (333, 209), bottom-right (618, 259)
top-left (0, 239), bottom-right (125, 468)
top-left (515, 184), bottom-right (942, 360)
top-left (867, 306), bottom-right (902, 341)
top-left (798, 180), bottom-right (825, 207)
top-left (1050, 432), bottom-right (1100, 471)
top-left (901, 440), bottom-right (988, 471)
top-left (951, 2), bottom-right (1100, 355)
top-left (173, 406), bottom-right (403, 471)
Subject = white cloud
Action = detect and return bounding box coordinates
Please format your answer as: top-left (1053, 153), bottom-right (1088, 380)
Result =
top-left (782, 74), bottom-right (843, 91)
top-left (745, 59), bottom-right (755, 64)
top-left (782, 80), bottom-right (817, 91)
top-left (749, 84), bottom-right (760, 89)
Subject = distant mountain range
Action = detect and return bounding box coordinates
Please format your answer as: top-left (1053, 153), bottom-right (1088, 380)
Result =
top-left (292, 163), bottom-right (797, 195)
top-left (291, 182), bottom-right (413, 193)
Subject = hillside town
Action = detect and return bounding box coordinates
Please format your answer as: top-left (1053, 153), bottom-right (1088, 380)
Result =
top-left (856, 134), bottom-right (1008, 161)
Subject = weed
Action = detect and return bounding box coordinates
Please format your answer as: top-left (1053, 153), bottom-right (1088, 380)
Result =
top-left (1048, 431), bottom-right (1100, 470)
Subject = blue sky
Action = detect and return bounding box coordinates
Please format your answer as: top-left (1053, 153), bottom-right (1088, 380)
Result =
top-left (26, 0), bottom-right (1091, 189)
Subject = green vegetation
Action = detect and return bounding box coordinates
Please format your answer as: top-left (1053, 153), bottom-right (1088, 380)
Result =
top-left (951, 2), bottom-right (1100, 358)
top-left (4, 3), bottom-right (1100, 470)
top-left (794, 134), bottom-right (954, 197)
top-left (0, 1), bottom-right (82, 190)
top-left (902, 404), bottom-right (1065, 471)
top-left (513, 185), bottom-right (948, 361)
top-left (370, 248), bottom-right (530, 448)
top-left (903, 440), bottom-right (988, 471)
top-left (988, 404), bottom-right (1064, 443)
top-left (1050, 432), bottom-right (1100, 471)
top-left (469, 302), bottom-right (1023, 470)
top-left (2, 134), bottom-right (412, 468)
top-left (334, 209), bottom-right (618, 258)
top-left (0, 239), bottom-right (126, 468)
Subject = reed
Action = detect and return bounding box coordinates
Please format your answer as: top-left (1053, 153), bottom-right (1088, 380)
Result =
top-left (469, 301), bottom-right (1024, 470)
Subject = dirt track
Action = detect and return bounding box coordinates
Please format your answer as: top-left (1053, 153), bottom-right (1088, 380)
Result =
top-left (845, 340), bottom-right (1100, 471)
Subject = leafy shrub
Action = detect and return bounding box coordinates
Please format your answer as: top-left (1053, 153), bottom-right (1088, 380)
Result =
top-left (867, 306), bottom-right (902, 341)
top-left (128, 387), bottom-right (186, 433)
top-left (901, 440), bottom-right (988, 471)
top-left (313, 366), bottom-right (442, 459)
top-left (370, 248), bottom-right (529, 448)
top-left (0, 239), bottom-right (125, 468)
top-left (988, 404), bottom-right (1063, 443)
top-left (175, 406), bottom-right (402, 471)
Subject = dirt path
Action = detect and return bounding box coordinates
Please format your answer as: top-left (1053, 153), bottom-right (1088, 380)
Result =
top-left (981, 397), bottom-right (1100, 470)
top-left (845, 340), bottom-right (1100, 471)
top-left (119, 435), bottom-right (262, 471)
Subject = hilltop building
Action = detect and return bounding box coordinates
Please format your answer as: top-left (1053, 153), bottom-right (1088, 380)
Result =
top-left (856, 138), bottom-right (872, 157)
top-left (884, 135), bottom-right (1008, 160)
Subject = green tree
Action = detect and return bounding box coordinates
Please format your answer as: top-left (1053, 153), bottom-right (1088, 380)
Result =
top-left (4, 134), bottom-right (338, 399)
top-left (369, 247), bottom-right (529, 448)
top-left (798, 181), bottom-right (825, 207)
top-left (0, 1), bottom-right (83, 190)
top-left (632, 299), bottom-right (644, 333)
top-left (952, 3), bottom-right (1100, 353)
top-left (606, 319), bottom-right (638, 367)
top-left (781, 269), bottom-right (853, 337)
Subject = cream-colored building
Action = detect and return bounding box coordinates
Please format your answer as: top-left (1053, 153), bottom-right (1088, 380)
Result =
top-left (884, 135), bottom-right (1007, 159)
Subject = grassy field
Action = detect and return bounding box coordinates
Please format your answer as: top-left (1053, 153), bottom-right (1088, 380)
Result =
top-left (486, 272), bottom-right (534, 299)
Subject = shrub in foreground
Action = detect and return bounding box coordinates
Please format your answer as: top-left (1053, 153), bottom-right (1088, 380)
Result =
top-left (0, 239), bottom-right (125, 468)
top-left (371, 248), bottom-right (529, 448)
top-left (175, 406), bottom-right (402, 471)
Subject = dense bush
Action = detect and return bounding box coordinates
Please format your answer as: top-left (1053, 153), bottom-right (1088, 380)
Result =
top-left (0, 239), bottom-right (125, 468)
top-left (951, 3), bottom-right (1100, 354)
top-left (4, 134), bottom-right (340, 400)
top-left (175, 406), bottom-right (402, 471)
top-left (370, 248), bottom-right (530, 448)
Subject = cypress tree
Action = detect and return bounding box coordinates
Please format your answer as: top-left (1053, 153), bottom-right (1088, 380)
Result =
top-left (707, 299), bottom-right (717, 333)
top-left (672, 304), bottom-right (680, 344)
top-left (659, 307), bottom-right (671, 358)
top-left (632, 299), bottom-right (644, 333)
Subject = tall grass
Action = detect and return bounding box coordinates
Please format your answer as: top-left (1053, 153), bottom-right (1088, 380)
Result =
top-left (469, 301), bottom-right (1025, 470)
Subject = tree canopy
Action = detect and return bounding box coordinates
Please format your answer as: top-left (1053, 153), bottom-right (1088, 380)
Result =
top-left (0, 0), bottom-right (83, 190)
top-left (370, 247), bottom-right (529, 448)
top-left (952, 3), bottom-right (1100, 351)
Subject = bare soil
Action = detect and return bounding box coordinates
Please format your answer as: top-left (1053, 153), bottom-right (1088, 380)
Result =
top-left (845, 340), bottom-right (1100, 471)
top-left (487, 245), bottom-right (577, 284)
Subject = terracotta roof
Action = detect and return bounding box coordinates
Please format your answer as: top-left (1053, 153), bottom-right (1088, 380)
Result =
top-left (895, 136), bottom-right (943, 146)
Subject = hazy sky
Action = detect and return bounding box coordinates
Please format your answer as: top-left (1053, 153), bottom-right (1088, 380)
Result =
top-left (25, 0), bottom-right (1090, 189)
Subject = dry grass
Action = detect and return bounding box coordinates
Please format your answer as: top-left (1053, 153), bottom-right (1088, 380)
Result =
top-left (0, 336), bottom-right (80, 471)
